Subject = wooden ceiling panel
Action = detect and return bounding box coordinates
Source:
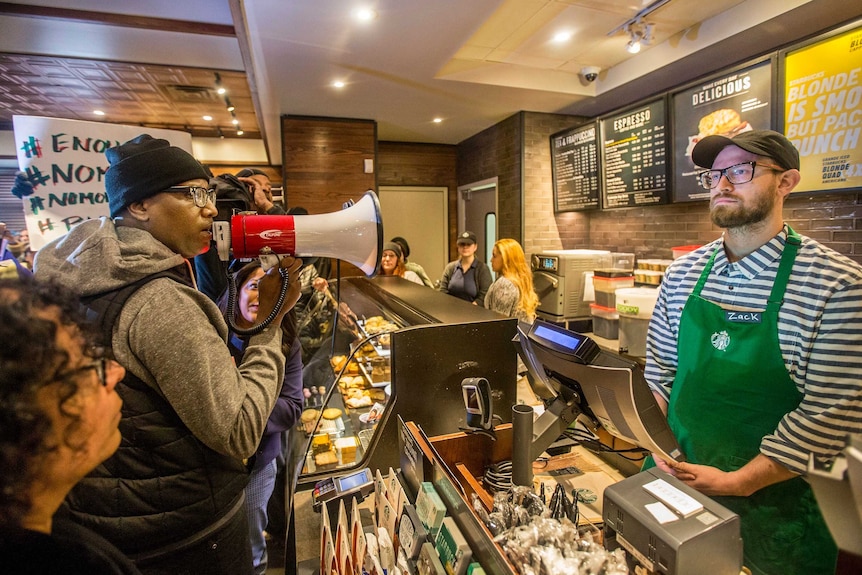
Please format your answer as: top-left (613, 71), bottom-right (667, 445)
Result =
top-left (0, 53), bottom-right (260, 139)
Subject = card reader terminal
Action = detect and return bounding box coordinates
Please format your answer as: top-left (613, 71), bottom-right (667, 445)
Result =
top-left (312, 468), bottom-right (375, 512)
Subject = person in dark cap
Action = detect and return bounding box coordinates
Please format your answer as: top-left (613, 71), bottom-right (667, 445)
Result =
top-left (378, 241), bottom-right (423, 284)
top-left (34, 134), bottom-right (302, 575)
top-left (390, 236), bottom-right (433, 288)
top-left (644, 130), bottom-right (862, 575)
top-left (438, 230), bottom-right (492, 305)
top-left (194, 167), bottom-right (283, 301)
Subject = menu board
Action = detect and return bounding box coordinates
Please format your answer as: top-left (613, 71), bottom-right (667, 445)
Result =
top-left (600, 99), bottom-right (669, 208)
top-left (671, 59), bottom-right (774, 202)
top-left (784, 25), bottom-right (862, 193)
top-left (550, 123), bottom-right (600, 212)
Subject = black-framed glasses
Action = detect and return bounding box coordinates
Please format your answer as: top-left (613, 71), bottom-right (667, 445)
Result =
top-left (697, 161), bottom-right (784, 190)
top-left (164, 185), bottom-right (217, 208)
top-left (56, 357), bottom-right (110, 387)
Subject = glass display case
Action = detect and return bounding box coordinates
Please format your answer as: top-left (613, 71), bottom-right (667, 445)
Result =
top-left (289, 275), bottom-right (519, 488)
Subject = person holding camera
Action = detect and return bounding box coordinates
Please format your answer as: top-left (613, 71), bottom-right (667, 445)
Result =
top-left (194, 168), bottom-right (284, 301)
top-left (35, 134), bottom-right (302, 575)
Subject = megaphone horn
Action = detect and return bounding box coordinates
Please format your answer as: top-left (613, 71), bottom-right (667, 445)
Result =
top-left (215, 190), bottom-right (383, 277)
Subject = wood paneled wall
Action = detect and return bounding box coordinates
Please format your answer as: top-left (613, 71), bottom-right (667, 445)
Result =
top-left (377, 141), bottom-right (458, 259)
top-left (281, 116), bottom-right (377, 214)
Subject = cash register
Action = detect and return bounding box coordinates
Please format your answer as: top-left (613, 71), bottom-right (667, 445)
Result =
top-left (514, 319), bottom-right (743, 575)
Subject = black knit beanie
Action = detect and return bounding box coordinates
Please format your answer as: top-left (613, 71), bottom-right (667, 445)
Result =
top-left (105, 134), bottom-right (210, 217)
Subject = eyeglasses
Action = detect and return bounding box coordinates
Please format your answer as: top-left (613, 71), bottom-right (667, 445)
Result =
top-left (56, 357), bottom-right (110, 387)
top-left (164, 186), bottom-right (217, 208)
top-left (697, 161), bottom-right (784, 189)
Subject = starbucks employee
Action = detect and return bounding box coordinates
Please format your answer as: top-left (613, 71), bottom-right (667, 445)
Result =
top-left (645, 130), bottom-right (862, 575)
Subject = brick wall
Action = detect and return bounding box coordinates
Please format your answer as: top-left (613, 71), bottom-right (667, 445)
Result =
top-left (458, 114), bottom-right (522, 243)
top-left (511, 112), bottom-right (862, 265)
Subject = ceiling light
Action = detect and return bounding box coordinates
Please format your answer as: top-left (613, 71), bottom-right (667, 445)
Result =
top-left (433, 118), bottom-right (442, 124)
top-left (232, 118), bottom-right (239, 125)
top-left (203, 115), bottom-right (213, 121)
top-left (225, 97), bottom-right (235, 112)
top-left (333, 80), bottom-right (345, 89)
top-left (552, 31), bottom-right (573, 44)
top-left (214, 72), bottom-right (227, 95)
top-left (93, 110), bottom-right (105, 116)
top-left (623, 20), bottom-right (652, 54)
top-left (354, 7), bottom-right (377, 22)
top-left (237, 129), bottom-right (244, 136)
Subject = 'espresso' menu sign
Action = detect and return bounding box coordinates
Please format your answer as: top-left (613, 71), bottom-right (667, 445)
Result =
top-left (671, 59), bottom-right (774, 202)
top-left (600, 99), bottom-right (669, 208)
top-left (550, 122), bottom-right (600, 212)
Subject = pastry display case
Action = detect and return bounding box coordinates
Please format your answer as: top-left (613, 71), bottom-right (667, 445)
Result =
top-left (289, 275), bottom-right (519, 488)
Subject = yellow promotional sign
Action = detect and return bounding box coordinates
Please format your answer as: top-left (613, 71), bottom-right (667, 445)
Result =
top-left (784, 26), bottom-right (862, 192)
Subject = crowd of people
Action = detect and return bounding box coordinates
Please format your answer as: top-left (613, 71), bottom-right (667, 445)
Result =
top-left (3, 128), bottom-right (859, 575)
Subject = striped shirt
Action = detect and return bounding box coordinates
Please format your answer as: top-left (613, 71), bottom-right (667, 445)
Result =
top-left (645, 226), bottom-right (862, 474)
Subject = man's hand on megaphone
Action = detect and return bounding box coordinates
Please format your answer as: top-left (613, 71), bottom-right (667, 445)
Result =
top-left (256, 256), bottom-right (303, 326)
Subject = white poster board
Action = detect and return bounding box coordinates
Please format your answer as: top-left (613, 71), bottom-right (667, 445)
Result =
top-left (12, 116), bottom-right (195, 250)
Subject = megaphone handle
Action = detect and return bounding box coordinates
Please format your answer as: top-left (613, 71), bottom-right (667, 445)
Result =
top-left (226, 267), bottom-right (291, 336)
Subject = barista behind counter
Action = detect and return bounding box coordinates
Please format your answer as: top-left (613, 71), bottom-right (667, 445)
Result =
top-left (644, 130), bottom-right (862, 575)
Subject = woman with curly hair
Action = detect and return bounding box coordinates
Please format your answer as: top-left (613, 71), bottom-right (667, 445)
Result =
top-left (484, 239), bottom-right (539, 323)
top-left (0, 277), bottom-right (138, 573)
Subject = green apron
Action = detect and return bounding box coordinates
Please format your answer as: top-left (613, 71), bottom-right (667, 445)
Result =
top-left (666, 227), bottom-right (837, 575)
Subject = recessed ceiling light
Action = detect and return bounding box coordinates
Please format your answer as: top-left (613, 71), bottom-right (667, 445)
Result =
top-left (93, 110), bottom-right (105, 116)
top-left (433, 118), bottom-right (443, 124)
top-left (203, 115), bottom-right (213, 121)
top-left (552, 31), bottom-right (573, 43)
top-left (354, 7), bottom-right (377, 22)
top-left (333, 80), bottom-right (345, 89)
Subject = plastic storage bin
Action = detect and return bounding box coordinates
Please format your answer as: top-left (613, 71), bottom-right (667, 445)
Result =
top-left (592, 275), bottom-right (635, 308)
top-left (590, 303), bottom-right (619, 340)
top-left (619, 315), bottom-right (650, 357)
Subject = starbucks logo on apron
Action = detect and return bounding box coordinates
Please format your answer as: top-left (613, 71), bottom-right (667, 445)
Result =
top-left (711, 330), bottom-right (730, 351)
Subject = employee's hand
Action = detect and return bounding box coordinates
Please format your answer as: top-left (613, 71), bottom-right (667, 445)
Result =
top-left (257, 256), bottom-right (303, 326)
top-left (657, 460), bottom-right (738, 496)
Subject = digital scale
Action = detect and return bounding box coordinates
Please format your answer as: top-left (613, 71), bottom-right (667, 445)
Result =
top-left (311, 468), bottom-right (375, 512)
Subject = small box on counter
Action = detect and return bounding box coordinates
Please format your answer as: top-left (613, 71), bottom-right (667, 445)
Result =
top-left (434, 517), bottom-right (472, 575)
top-left (398, 503), bottom-right (430, 560)
top-left (417, 542), bottom-right (446, 575)
top-left (415, 482), bottom-right (446, 538)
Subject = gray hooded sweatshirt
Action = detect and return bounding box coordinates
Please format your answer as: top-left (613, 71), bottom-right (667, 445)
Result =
top-left (35, 217), bottom-right (288, 555)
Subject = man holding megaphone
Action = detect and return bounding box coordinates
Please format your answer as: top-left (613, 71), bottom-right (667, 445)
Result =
top-left (35, 134), bottom-right (302, 575)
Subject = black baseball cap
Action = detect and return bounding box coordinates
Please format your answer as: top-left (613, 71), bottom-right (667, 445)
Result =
top-left (692, 130), bottom-right (800, 171)
top-left (457, 231), bottom-right (477, 245)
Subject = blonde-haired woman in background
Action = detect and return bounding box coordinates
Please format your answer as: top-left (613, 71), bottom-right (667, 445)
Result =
top-left (484, 238), bottom-right (538, 323)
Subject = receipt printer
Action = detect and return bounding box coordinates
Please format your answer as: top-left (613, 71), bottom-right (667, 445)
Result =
top-left (603, 468), bottom-right (742, 575)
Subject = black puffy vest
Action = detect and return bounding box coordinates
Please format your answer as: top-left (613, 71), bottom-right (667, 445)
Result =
top-left (62, 265), bottom-right (249, 556)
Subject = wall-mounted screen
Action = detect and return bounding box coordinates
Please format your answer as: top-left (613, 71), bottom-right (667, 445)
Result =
top-left (783, 24), bottom-right (862, 193)
top-left (600, 98), bottom-right (669, 209)
top-left (671, 59), bottom-right (775, 202)
top-left (550, 122), bottom-right (600, 212)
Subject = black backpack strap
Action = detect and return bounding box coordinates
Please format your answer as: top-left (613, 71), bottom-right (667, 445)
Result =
top-left (81, 265), bottom-right (193, 350)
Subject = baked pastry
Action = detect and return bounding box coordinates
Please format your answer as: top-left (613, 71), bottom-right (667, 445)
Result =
top-left (314, 450), bottom-right (338, 467)
top-left (323, 407), bottom-right (342, 420)
top-left (300, 409), bottom-right (320, 434)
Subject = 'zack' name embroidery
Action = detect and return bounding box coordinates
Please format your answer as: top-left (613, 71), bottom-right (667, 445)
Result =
top-left (725, 311), bottom-right (762, 323)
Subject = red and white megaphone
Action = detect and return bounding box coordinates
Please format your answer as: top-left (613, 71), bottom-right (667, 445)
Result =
top-left (213, 190), bottom-right (383, 276)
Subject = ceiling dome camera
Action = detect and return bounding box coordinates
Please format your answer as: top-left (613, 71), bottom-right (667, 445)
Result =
top-left (580, 66), bottom-right (600, 83)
